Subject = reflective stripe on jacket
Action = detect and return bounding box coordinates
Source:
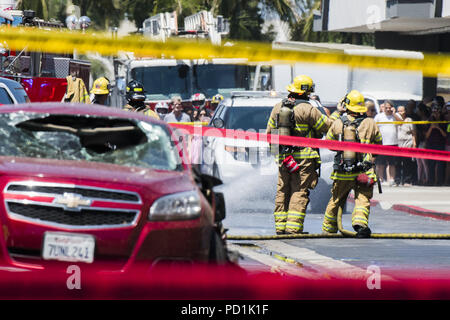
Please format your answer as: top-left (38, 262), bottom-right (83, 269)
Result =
top-left (65, 76), bottom-right (90, 104)
top-left (326, 115), bottom-right (382, 181)
top-left (266, 100), bottom-right (333, 164)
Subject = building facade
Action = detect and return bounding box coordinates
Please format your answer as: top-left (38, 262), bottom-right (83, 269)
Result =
top-left (314, 0), bottom-right (450, 98)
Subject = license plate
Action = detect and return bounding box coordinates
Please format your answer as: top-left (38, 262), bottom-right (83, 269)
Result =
top-left (42, 232), bottom-right (95, 263)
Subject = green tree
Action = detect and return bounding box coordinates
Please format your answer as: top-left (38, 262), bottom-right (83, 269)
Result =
top-left (290, 0), bottom-right (374, 45)
top-left (18, 0), bottom-right (301, 41)
top-left (122, 0), bottom-right (156, 30)
top-left (16, 0), bottom-right (49, 20)
top-left (219, 0), bottom-right (264, 40)
top-left (124, 0), bottom-right (299, 41)
top-left (261, 0), bottom-right (299, 25)
top-left (87, 1), bottom-right (122, 30)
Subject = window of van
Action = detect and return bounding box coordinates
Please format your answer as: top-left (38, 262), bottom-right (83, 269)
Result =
top-left (0, 88), bottom-right (14, 105)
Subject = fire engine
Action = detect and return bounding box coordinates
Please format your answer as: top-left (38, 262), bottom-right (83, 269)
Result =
top-left (112, 11), bottom-right (269, 110)
top-left (0, 8), bottom-right (91, 103)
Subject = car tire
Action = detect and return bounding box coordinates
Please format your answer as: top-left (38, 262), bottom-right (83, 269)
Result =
top-left (209, 230), bottom-right (227, 264)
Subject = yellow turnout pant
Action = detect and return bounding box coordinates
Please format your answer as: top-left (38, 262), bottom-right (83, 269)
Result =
top-left (322, 178), bottom-right (373, 233)
top-left (274, 159), bottom-right (318, 234)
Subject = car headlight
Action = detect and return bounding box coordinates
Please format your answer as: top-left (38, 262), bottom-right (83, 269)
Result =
top-left (149, 190), bottom-right (201, 221)
top-left (224, 145), bottom-right (246, 154)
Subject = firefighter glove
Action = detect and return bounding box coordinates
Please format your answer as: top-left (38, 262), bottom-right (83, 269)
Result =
top-left (356, 173), bottom-right (375, 187)
top-left (282, 155), bottom-right (300, 173)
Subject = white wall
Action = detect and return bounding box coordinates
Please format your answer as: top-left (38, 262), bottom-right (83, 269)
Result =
top-left (350, 68), bottom-right (423, 97)
top-left (272, 62), bottom-right (422, 103)
top-left (328, 0), bottom-right (386, 31)
top-left (272, 64), bottom-right (292, 92)
top-left (443, 0), bottom-right (450, 17)
top-left (272, 62), bottom-right (350, 103)
top-left (293, 63), bottom-right (350, 103)
top-left (0, 0), bottom-right (16, 10)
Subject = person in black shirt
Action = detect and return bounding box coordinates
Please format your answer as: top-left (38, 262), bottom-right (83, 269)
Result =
top-left (425, 103), bottom-right (447, 186)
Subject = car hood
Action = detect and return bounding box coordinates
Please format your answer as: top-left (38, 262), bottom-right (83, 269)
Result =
top-left (0, 156), bottom-right (194, 195)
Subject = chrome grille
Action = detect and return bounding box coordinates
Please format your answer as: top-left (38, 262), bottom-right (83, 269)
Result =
top-left (7, 203), bottom-right (137, 226)
top-left (6, 184), bottom-right (139, 202)
top-left (4, 181), bottom-right (142, 229)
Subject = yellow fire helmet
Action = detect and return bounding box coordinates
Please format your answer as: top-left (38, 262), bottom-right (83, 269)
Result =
top-left (286, 75), bottom-right (314, 95)
top-left (211, 94), bottom-right (224, 104)
top-left (91, 77), bottom-right (110, 95)
top-left (344, 90), bottom-right (367, 113)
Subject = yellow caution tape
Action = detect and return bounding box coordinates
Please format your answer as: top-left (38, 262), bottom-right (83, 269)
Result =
top-left (272, 254), bottom-right (286, 262)
top-left (1, 27), bottom-right (450, 77)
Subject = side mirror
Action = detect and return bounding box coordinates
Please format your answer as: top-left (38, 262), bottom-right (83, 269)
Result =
top-left (192, 166), bottom-right (223, 188)
top-left (212, 118), bottom-right (224, 128)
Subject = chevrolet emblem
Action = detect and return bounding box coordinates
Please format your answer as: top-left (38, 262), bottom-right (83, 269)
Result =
top-left (54, 193), bottom-right (92, 211)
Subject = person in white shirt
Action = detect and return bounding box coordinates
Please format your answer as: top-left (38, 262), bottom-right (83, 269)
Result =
top-left (164, 97), bottom-right (191, 123)
top-left (397, 105), bottom-right (417, 186)
top-left (374, 100), bottom-right (403, 186)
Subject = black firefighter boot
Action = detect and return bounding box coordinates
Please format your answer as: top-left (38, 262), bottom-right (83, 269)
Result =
top-left (353, 225), bottom-right (372, 238)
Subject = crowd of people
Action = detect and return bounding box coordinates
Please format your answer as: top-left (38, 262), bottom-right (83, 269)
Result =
top-left (122, 83), bottom-right (222, 125)
top-left (158, 92), bottom-right (221, 124)
top-left (90, 77), bottom-right (223, 124)
top-left (365, 97), bottom-right (449, 187)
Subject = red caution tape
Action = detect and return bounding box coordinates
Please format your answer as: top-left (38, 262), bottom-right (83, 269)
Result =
top-left (0, 263), bottom-right (450, 299)
top-left (170, 124), bottom-right (450, 162)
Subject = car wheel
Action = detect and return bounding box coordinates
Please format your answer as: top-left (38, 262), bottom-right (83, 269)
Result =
top-left (209, 230), bottom-right (227, 264)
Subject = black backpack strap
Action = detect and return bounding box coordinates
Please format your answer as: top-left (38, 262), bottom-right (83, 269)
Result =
top-left (294, 99), bottom-right (310, 106)
top-left (340, 114), bottom-right (350, 126)
top-left (282, 98), bottom-right (296, 109)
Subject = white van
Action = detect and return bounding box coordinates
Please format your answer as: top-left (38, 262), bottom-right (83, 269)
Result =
top-left (271, 41), bottom-right (423, 113)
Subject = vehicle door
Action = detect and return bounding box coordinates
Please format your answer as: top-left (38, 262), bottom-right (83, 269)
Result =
top-left (202, 104), bottom-right (227, 175)
top-left (0, 83), bottom-right (17, 105)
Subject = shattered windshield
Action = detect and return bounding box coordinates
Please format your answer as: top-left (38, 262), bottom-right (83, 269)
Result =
top-left (0, 113), bottom-right (182, 171)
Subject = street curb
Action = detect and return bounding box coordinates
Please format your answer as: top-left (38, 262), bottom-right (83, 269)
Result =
top-left (391, 204), bottom-right (450, 221)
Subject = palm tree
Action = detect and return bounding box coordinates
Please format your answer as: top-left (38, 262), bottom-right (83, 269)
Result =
top-left (137, 0), bottom-right (299, 41)
top-left (16, 0), bottom-right (49, 20)
top-left (298, 0), bottom-right (320, 41)
top-left (290, 0), bottom-right (374, 45)
top-left (261, 0), bottom-right (299, 25)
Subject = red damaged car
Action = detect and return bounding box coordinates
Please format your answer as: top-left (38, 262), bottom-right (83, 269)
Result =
top-left (0, 103), bottom-right (228, 272)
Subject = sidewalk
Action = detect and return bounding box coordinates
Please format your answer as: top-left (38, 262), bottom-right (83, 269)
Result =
top-left (369, 185), bottom-right (450, 220)
top-left (347, 185), bottom-right (450, 220)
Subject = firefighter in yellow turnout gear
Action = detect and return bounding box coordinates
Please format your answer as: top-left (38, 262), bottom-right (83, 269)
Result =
top-left (322, 90), bottom-right (383, 238)
top-left (267, 75), bottom-right (333, 234)
top-left (123, 80), bottom-right (160, 120)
